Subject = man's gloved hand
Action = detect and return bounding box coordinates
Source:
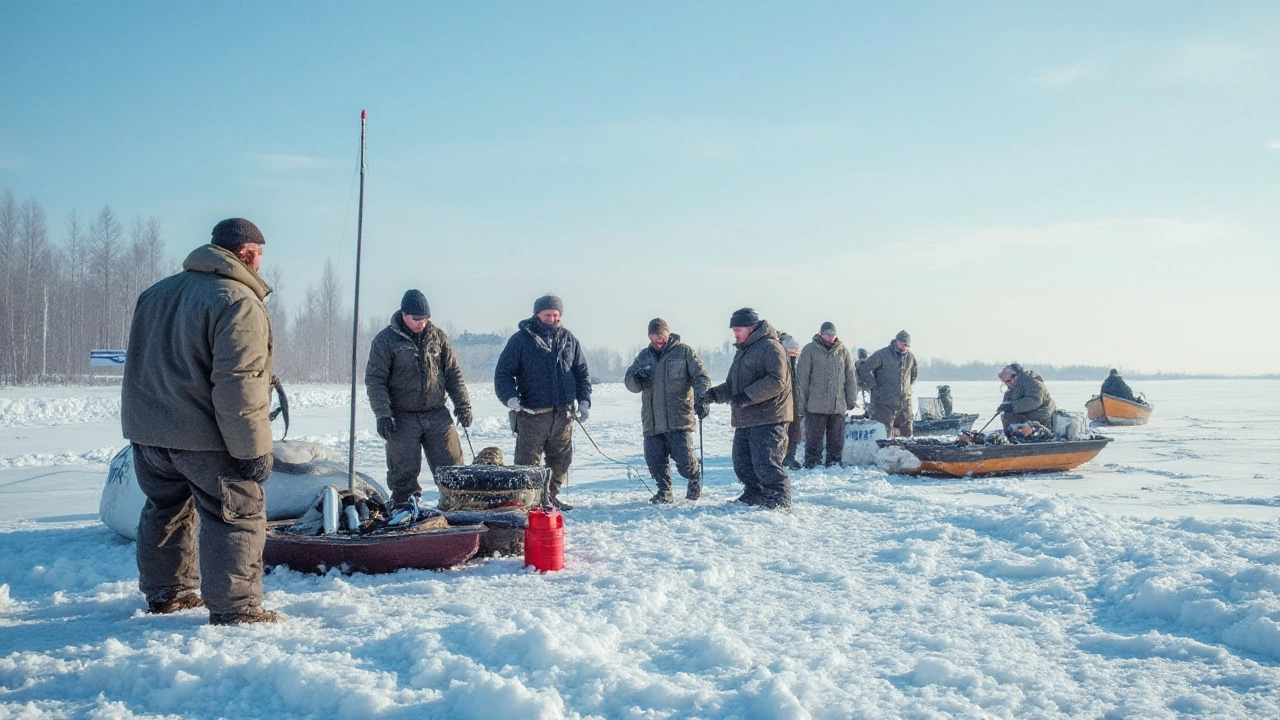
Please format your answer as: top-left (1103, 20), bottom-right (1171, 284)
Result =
top-left (730, 392), bottom-right (751, 407)
top-left (632, 367), bottom-right (653, 383)
top-left (576, 400), bottom-right (590, 422)
top-left (695, 398), bottom-right (711, 419)
top-left (236, 453), bottom-right (274, 483)
top-left (376, 416), bottom-right (396, 440)
top-left (506, 397), bottom-right (523, 413)
top-left (996, 402), bottom-right (1013, 413)
top-left (455, 405), bottom-right (473, 428)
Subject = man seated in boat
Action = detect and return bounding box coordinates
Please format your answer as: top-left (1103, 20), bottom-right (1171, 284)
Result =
top-left (1101, 368), bottom-right (1141, 403)
top-left (996, 363), bottom-right (1056, 433)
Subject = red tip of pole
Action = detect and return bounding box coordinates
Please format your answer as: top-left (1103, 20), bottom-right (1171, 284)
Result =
top-left (361, 110), bottom-right (367, 119)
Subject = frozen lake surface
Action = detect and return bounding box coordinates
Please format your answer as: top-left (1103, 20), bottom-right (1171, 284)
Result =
top-left (1, 379), bottom-right (1278, 718)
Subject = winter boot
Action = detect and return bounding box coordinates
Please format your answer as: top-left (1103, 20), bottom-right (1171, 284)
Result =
top-left (650, 477), bottom-right (674, 504)
top-left (146, 589), bottom-right (204, 615)
top-left (783, 445), bottom-right (802, 470)
top-left (209, 607), bottom-right (287, 626)
top-left (685, 478), bottom-right (702, 501)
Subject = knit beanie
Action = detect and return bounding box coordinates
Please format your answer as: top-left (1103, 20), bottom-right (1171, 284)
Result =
top-left (400, 289), bottom-right (430, 318)
top-left (647, 318), bottom-right (669, 336)
top-left (895, 330), bottom-right (911, 345)
top-left (820, 321), bottom-right (837, 335)
top-left (211, 218), bottom-right (265, 250)
top-left (533, 294), bottom-right (564, 314)
top-left (729, 307), bottom-right (760, 328)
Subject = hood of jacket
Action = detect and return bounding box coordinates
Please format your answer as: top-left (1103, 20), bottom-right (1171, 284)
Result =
top-left (182, 244), bottom-right (272, 301)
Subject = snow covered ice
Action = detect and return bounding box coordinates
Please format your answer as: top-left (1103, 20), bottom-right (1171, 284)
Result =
top-left (2, 380), bottom-right (1279, 718)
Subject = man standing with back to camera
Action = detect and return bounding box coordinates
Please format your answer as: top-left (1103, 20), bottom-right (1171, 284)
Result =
top-left (121, 218), bottom-right (282, 626)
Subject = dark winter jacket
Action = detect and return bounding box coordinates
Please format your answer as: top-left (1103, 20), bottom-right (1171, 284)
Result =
top-left (707, 320), bottom-right (793, 428)
top-left (121, 244), bottom-right (274, 460)
top-left (1004, 369), bottom-right (1057, 425)
top-left (624, 334), bottom-right (711, 437)
top-left (857, 339), bottom-right (917, 410)
top-left (365, 313), bottom-right (469, 419)
top-left (1101, 373), bottom-right (1136, 401)
top-left (495, 318), bottom-right (591, 410)
top-left (796, 335), bottom-right (859, 415)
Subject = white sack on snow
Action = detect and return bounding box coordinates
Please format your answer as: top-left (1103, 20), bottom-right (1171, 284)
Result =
top-left (875, 446), bottom-right (922, 475)
top-left (843, 418), bottom-right (889, 466)
top-left (99, 440), bottom-right (390, 540)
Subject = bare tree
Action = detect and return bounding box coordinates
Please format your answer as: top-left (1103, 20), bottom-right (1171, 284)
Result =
top-left (0, 190), bottom-right (18, 379)
top-left (89, 205), bottom-right (122, 349)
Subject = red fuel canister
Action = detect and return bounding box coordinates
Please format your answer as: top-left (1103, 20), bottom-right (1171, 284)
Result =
top-left (524, 508), bottom-right (564, 572)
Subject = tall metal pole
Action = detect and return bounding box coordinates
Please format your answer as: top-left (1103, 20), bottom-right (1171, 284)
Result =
top-left (348, 110), bottom-right (367, 492)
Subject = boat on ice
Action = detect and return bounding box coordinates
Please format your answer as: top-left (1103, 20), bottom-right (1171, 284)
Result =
top-left (875, 431), bottom-right (1111, 477)
top-left (913, 413), bottom-right (979, 436)
top-left (1085, 394), bottom-right (1153, 426)
top-left (264, 523), bottom-right (485, 575)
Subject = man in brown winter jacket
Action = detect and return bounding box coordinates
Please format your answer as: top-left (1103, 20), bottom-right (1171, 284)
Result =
top-left (701, 308), bottom-right (794, 509)
top-left (121, 218), bottom-right (282, 626)
top-left (857, 330), bottom-right (918, 437)
top-left (795, 322), bottom-right (859, 467)
top-left (365, 289), bottom-right (471, 507)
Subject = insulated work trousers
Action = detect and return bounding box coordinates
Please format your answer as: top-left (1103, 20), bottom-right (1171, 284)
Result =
top-left (804, 413), bottom-right (845, 467)
top-left (133, 443), bottom-right (266, 615)
top-left (870, 403), bottom-right (914, 438)
top-left (643, 430), bottom-right (701, 494)
top-left (731, 423), bottom-right (791, 508)
top-left (515, 408), bottom-right (574, 500)
top-left (385, 407), bottom-right (464, 506)
top-left (784, 417), bottom-right (803, 458)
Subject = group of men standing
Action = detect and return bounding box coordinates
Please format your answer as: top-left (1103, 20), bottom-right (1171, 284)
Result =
top-left (118, 218), bottom-right (924, 623)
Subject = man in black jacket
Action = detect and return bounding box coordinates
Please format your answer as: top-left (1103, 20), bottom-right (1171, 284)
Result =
top-left (365, 289), bottom-right (471, 507)
top-left (495, 295), bottom-right (592, 510)
top-left (702, 308), bottom-right (794, 510)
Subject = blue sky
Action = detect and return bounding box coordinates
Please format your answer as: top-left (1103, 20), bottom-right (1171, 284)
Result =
top-left (3, 2), bottom-right (1278, 374)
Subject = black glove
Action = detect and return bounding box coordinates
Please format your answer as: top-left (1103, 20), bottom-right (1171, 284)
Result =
top-left (376, 416), bottom-right (396, 440)
top-left (996, 402), bottom-right (1013, 413)
top-left (730, 392), bottom-right (751, 407)
top-left (236, 453), bottom-right (273, 483)
top-left (695, 398), bottom-right (710, 419)
top-left (632, 367), bottom-right (653, 383)
top-left (454, 405), bottom-right (473, 428)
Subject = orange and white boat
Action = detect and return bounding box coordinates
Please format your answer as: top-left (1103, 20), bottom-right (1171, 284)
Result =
top-left (1085, 394), bottom-right (1153, 426)
top-left (876, 437), bottom-right (1112, 478)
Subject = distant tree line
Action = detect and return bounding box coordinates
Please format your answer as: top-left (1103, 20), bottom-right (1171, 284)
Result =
top-left (0, 190), bottom-right (168, 383)
top-left (0, 188), bottom-right (1264, 386)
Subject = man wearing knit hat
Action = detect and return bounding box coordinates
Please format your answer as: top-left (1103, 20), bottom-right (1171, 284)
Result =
top-left (365, 289), bottom-right (472, 507)
top-left (997, 362), bottom-right (1057, 432)
top-left (701, 308), bottom-right (794, 509)
top-left (795, 322), bottom-right (859, 467)
top-left (121, 217), bottom-right (282, 625)
top-left (777, 332), bottom-right (804, 470)
top-left (494, 294), bottom-right (592, 510)
top-left (625, 318), bottom-right (711, 503)
top-left (857, 330), bottom-right (918, 437)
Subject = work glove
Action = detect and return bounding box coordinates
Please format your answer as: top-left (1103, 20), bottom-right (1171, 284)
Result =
top-left (506, 397), bottom-right (523, 413)
top-left (454, 405), bottom-right (473, 428)
top-left (695, 398), bottom-right (711, 419)
top-left (575, 400), bottom-right (590, 422)
top-left (730, 392), bottom-right (751, 407)
top-left (632, 367), bottom-right (653, 383)
top-left (236, 452), bottom-right (274, 483)
top-left (376, 416), bottom-right (396, 440)
top-left (996, 402), bottom-right (1013, 413)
